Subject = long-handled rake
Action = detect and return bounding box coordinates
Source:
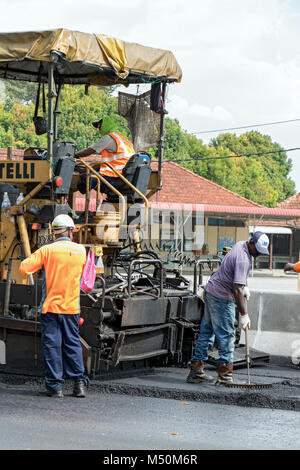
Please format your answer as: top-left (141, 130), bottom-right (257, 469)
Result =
top-left (222, 326), bottom-right (273, 390)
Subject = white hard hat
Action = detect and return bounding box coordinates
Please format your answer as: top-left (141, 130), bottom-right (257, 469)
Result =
top-left (52, 214), bottom-right (76, 232)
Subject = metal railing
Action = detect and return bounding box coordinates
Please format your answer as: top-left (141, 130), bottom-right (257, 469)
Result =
top-left (193, 258), bottom-right (221, 294)
top-left (127, 259), bottom-right (164, 298)
top-left (102, 161), bottom-right (149, 229)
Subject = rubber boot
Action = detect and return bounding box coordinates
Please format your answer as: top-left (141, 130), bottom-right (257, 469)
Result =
top-left (186, 360), bottom-right (214, 383)
top-left (73, 381), bottom-right (86, 397)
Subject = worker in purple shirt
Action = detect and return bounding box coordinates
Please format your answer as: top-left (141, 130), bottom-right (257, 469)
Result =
top-left (187, 231), bottom-right (269, 385)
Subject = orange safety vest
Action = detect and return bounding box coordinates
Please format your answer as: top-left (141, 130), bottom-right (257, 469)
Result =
top-left (293, 261), bottom-right (300, 273)
top-left (100, 132), bottom-right (135, 177)
top-left (19, 238), bottom-right (86, 314)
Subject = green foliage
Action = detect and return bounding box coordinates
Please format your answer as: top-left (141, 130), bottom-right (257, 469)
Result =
top-left (0, 78), bottom-right (295, 207)
top-left (205, 131), bottom-right (295, 206)
top-left (0, 83), bottom-right (130, 151)
top-left (0, 102), bottom-right (47, 148)
top-left (162, 122), bottom-right (296, 207)
top-left (54, 85), bottom-right (131, 151)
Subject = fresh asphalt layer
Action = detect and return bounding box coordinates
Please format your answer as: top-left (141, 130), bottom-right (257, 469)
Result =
top-left (88, 363), bottom-right (300, 412)
top-left (1, 361), bottom-right (299, 412)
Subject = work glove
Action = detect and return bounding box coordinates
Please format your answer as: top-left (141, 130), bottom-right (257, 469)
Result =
top-left (242, 285), bottom-right (250, 301)
top-left (240, 314), bottom-right (251, 330)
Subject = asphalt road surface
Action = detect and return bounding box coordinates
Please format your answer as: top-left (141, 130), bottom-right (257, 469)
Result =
top-left (0, 379), bottom-right (299, 451)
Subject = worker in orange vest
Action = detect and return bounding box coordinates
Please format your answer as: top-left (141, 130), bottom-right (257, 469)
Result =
top-left (76, 116), bottom-right (135, 194)
top-left (19, 214), bottom-right (89, 398)
top-left (284, 261), bottom-right (300, 273)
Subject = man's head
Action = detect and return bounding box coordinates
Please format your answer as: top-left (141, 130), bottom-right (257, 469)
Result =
top-left (51, 214), bottom-right (77, 240)
top-left (248, 231), bottom-right (269, 257)
top-left (92, 118), bottom-right (103, 130)
top-left (92, 116), bottom-right (120, 136)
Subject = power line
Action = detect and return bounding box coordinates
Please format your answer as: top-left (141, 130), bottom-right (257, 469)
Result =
top-left (161, 146), bottom-right (300, 164)
top-left (192, 118), bottom-right (300, 135)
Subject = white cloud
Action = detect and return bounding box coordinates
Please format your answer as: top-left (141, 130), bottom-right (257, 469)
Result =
top-left (167, 95), bottom-right (232, 130)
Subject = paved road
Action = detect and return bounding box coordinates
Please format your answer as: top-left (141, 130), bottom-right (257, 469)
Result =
top-left (0, 379), bottom-right (299, 451)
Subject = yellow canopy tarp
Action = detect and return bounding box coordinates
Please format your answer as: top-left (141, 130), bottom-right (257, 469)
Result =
top-left (0, 29), bottom-right (182, 85)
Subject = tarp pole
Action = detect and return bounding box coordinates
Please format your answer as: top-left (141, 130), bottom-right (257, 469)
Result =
top-left (157, 83), bottom-right (168, 189)
top-left (54, 83), bottom-right (62, 141)
top-left (47, 61), bottom-right (55, 168)
top-left (158, 112), bottom-right (165, 189)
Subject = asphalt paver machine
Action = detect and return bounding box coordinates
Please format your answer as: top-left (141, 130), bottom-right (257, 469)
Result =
top-left (0, 29), bottom-right (268, 378)
top-left (0, 29), bottom-right (220, 378)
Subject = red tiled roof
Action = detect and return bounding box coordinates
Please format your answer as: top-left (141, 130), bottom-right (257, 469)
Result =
top-left (0, 148), bottom-right (24, 160)
top-left (148, 162), bottom-right (300, 219)
top-left (277, 193), bottom-right (300, 210)
top-left (148, 201), bottom-right (300, 218)
top-left (251, 192), bottom-right (300, 227)
top-left (150, 161), bottom-right (262, 208)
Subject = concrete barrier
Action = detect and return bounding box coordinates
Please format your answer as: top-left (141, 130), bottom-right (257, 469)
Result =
top-left (0, 340), bottom-right (5, 364)
top-left (245, 290), bottom-right (300, 365)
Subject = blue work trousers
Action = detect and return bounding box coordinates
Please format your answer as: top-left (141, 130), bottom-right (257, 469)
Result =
top-left (40, 313), bottom-right (89, 392)
top-left (193, 290), bottom-right (235, 364)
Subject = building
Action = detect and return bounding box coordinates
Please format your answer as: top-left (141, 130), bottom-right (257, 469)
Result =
top-left (145, 162), bottom-right (300, 266)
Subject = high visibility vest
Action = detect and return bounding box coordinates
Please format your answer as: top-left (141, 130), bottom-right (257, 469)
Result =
top-left (294, 261), bottom-right (300, 273)
top-left (19, 238), bottom-right (86, 314)
top-left (100, 132), bottom-right (135, 177)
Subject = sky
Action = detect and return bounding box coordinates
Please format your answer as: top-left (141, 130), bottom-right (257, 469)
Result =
top-left (1, 0), bottom-right (300, 192)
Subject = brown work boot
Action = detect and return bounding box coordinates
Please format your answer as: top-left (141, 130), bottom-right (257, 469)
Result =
top-left (186, 360), bottom-right (213, 383)
top-left (215, 363), bottom-right (244, 386)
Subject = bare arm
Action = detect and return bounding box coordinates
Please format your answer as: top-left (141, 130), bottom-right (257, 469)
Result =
top-left (233, 283), bottom-right (247, 315)
top-left (75, 148), bottom-right (96, 158)
top-left (76, 135), bottom-right (116, 159)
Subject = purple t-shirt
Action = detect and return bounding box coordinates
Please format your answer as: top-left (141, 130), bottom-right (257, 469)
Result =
top-left (205, 241), bottom-right (252, 300)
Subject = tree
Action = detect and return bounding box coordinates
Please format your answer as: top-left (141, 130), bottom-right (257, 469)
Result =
top-left (0, 84), bottom-right (130, 151)
top-left (207, 132), bottom-right (295, 206)
top-left (162, 121), bottom-right (296, 206)
top-left (0, 79), bottom-right (117, 109)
